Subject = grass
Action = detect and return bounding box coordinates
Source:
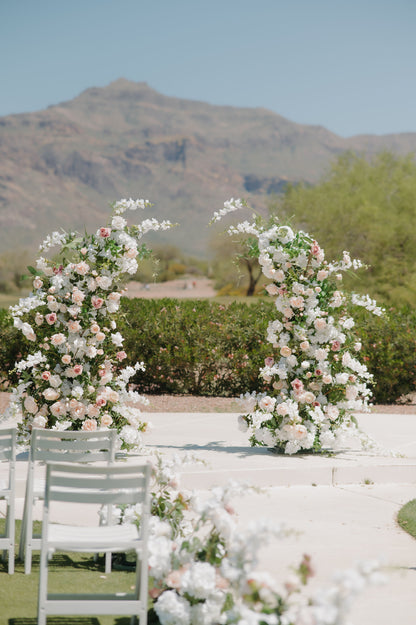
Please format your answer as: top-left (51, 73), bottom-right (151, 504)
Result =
top-left (397, 499), bottom-right (416, 539)
top-left (0, 520), bottom-right (145, 625)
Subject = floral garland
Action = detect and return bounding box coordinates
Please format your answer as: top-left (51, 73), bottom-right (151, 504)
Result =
top-left (7, 198), bottom-right (173, 450)
top-left (213, 199), bottom-right (383, 455)
top-left (111, 454), bottom-right (384, 625)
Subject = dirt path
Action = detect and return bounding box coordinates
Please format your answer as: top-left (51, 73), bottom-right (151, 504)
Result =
top-left (125, 277), bottom-right (216, 299)
top-left (0, 391), bottom-right (414, 415)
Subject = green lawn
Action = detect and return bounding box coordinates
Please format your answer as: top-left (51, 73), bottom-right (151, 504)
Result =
top-left (397, 499), bottom-right (416, 539)
top-left (0, 520), bottom-right (145, 625)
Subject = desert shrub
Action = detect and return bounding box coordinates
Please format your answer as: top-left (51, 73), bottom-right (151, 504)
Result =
top-left (353, 305), bottom-right (416, 404)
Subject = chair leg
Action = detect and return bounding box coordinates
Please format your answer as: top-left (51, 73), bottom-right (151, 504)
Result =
top-left (105, 551), bottom-right (112, 574)
top-left (133, 550), bottom-right (147, 625)
top-left (37, 543), bottom-right (49, 625)
top-left (18, 496), bottom-right (27, 562)
top-left (6, 500), bottom-right (14, 575)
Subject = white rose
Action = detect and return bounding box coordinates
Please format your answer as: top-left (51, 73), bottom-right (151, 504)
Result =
top-left (111, 332), bottom-right (124, 347)
top-left (24, 396), bottom-right (38, 414)
top-left (43, 388), bottom-right (60, 401)
top-left (33, 415), bottom-right (47, 428)
top-left (111, 215), bottom-right (127, 230)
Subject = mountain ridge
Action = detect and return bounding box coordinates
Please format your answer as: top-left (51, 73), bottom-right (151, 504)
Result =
top-left (1, 79), bottom-right (415, 257)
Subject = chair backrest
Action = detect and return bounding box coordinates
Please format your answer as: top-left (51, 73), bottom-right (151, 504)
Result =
top-left (0, 428), bottom-right (17, 465)
top-left (30, 428), bottom-right (117, 464)
top-left (44, 461), bottom-right (151, 508)
top-left (0, 428), bottom-right (16, 495)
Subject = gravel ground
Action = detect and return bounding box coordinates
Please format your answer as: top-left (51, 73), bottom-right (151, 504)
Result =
top-left (0, 391), bottom-right (414, 415)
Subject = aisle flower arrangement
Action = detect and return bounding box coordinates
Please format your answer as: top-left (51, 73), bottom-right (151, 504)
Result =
top-left (213, 199), bottom-right (383, 454)
top-left (7, 198), bottom-right (172, 450)
top-left (113, 454), bottom-right (383, 625)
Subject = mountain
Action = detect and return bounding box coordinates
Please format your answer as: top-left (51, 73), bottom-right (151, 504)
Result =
top-left (1, 78), bottom-right (416, 257)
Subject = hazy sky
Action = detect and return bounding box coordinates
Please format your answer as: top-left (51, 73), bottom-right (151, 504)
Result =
top-left (1, 0), bottom-right (415, 137)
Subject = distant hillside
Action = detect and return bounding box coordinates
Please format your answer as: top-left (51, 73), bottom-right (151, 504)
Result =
top-left (1, 78), bottom-right (415, 257)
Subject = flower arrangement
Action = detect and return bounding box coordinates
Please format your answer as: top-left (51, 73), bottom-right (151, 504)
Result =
top-left (112, 454), bottom-right (383, 625)
top-left (213, 199), bottom-right (383, 455)
top-left (7, 198), bottom-right (173, 450)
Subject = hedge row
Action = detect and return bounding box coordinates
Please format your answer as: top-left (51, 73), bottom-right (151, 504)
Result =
top-left (1, 299), bottom-right (416, 404)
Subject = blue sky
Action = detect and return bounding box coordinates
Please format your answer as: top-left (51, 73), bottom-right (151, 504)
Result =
top-left (1, 0), bottom-right (415, 137)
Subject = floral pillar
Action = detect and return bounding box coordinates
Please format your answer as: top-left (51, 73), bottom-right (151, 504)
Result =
top-left (8, 198), bottom-right (172, 451)
top-left (213, 199), bottom-right (383, 454)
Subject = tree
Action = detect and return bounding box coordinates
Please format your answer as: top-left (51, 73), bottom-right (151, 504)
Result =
top-left (272, 151), bottom-right (416, 306)
top-left (209, 233), bottom-right (264, 296)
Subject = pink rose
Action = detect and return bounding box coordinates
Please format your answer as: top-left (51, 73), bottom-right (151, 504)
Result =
top-left (314, 318), bottom-right (327, 331)
top-left (50, 401), bottom-right (67, 417)
top-left (88, 404), bottom-right (100, 418)
top-left (108, 292), bottom-right (121, 302)
top-left (264, 357), bottom-right (274, 367)
top-left (41, 371), bottom-right (51, 381)
top-left (82, 418), bottom-right (97, 431)
top-left (106, 389), bottom-right (119, 403)
top-left (98, 227), bottom-right (111, 238)
top-left (50, 333), bottom-right (66, 346)
top-left (61, 354), bottom-right (71, 364)
top-left (95, 331), bottom-right (105, 342)
top-left (265, 284), bottom-right (279, 296)
top-left (33, 277), bottom-right (43, 289)
top-left (91, 296), bottom-right (104, 309)
top-left (116, 351), bottom-right (127, 361)
top-left (291, 378), bottom-right (304, 393)
top-left (72, 402), bottom-right (87, 419)
top-left (100, 413), bottom-right (113, 427)
top-left (67, 320), bottom-right (81, 333)
top-left (72, 288), bottom-right (85, 304)
top-left (45, 313), bottom-right (57, 325)
top-left (73, 364), bottom-right (83, 376)
top-left (74, 261), bottom-right (90, 275)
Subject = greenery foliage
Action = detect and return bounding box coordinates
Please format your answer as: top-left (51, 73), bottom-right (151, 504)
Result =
top-left (2, 299), bottom-right (416, 404)
top-left (119, 298), bottom-right (272, 396)
top-left (275, 151), bottom-right (416, 307)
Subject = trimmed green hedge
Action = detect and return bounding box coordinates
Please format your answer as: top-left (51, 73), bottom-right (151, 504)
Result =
top-left (119, 298), bottom-right (272, 396)
top-left (2, 299), bottom-right (416, 403)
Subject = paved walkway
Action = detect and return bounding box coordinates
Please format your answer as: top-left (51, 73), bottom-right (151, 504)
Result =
top-left (2, 411), bottom-right (416, 624)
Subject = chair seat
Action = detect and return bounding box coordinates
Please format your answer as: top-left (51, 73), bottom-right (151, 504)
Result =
top-left (47, 522), bottom-right (141, 552)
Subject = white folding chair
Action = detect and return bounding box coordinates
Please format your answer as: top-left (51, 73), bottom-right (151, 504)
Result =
top-left (37, 461), bottom-right (151, 625)
top-left (19, 428), bottom-right (117, 574)
top-left (0, 427), bottom-right (16, 574)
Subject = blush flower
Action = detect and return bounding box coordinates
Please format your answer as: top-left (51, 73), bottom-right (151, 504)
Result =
top-left (74, 261), bottom-right (90, 275)
top-left (50, 333), bottom-right (66, 346)
top-left (45, 313), bottom-right (57, 325)
top-left (98, 227), bottom-right (111, 238)
top-left (91, 296), bottom-right (104, 309)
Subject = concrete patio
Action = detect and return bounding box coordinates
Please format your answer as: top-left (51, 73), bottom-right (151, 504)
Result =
top-left (2, 410), bottom-right (416, 624)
